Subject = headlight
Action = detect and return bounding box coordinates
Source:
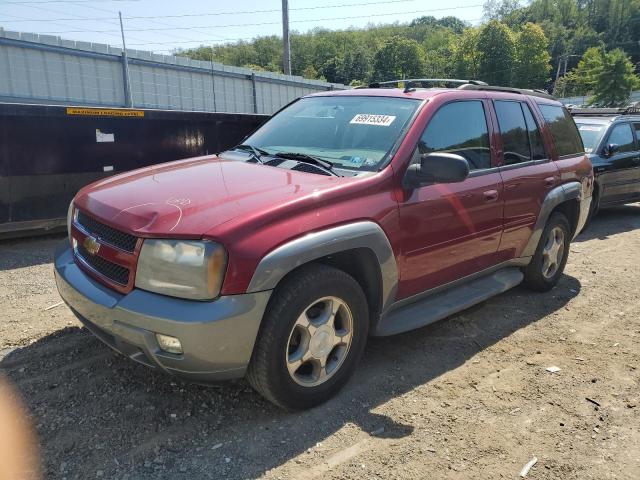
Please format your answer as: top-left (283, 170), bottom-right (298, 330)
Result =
top-left (135, 240), bottom-right (227, 300)
top-left (67, 200), bottom-right (77, 238)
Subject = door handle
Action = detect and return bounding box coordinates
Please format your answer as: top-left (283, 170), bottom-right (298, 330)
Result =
top-left (544, 177), bottom-right (556, 188)
top-left (483, 189), bottom-right (499, 202)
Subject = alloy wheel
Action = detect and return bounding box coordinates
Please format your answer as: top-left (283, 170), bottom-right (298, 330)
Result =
top-left (541, 226), bottom-right (565, 279)
top-left (285, 296), bottom-right (353, 387)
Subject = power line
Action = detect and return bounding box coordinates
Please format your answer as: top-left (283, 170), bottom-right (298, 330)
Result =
top-left (0, 0), bottom-right (435, 22)
top-left (4, 0), bottom-right (140, 4)
top-left (79, 1), bottom-right (229, 42)
top-left (30, 0), bottom-right (229, 45)
top-left (32, 5), bottom-right (486, 34)
top-left (3, 1), bottom-right (151, 43)
top-left (141, 17), bottom-right (484, 51)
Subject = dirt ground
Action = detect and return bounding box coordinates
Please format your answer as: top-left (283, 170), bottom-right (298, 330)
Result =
top-left (1, 206), bottom-right (639, 480)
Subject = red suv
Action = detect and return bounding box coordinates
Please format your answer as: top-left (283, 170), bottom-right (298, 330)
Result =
top-left (55, 80), bottom-right (593, 410)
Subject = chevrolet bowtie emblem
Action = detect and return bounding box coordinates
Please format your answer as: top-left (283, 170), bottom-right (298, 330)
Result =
top-left (83, 235), bottom-right (101, 255)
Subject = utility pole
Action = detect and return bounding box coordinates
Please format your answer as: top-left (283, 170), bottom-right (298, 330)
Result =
top-left (553, 55), bottom-right (564, 95)
top-left (281, 0), bottom-right (291, 76)
top-left (119, 11), bottom-right (133, 107)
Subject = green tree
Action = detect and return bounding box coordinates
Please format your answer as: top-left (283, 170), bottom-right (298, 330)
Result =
top-left (302, 65), bottom-right (319, 79)
top-left (562, 46), bottom-right (603, 96)
top-left (372, 36), bottom-right (427, 81)
top-left (423, 27), bottom-right (457, 77)
top-left (514, 22), bottom-right (551, 88)
top-left (320, 56), bottom-right (344, 84)
top-left (483, 0), bottom-right (522, 21)
top-left (341, 48), bottom-right (371, 84)
top-left (590, 48), bottom-right (640, 106)
top-left (453, 28), bottom-right (481, 79)
top-left (476, 20), bottom-right (516, 85)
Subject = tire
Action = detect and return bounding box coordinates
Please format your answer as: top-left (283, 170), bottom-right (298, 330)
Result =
top-left (246, 264), bottom-right (369, 411)
top-left (523, 212), bottom-right (571, 292)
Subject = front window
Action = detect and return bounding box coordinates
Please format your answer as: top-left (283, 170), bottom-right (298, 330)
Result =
top-left (418, 100), bottom-right (491, 170)
top-left (606, 123), bottom-right (636, 153)
top-left (241, 96), bottom-right (421, 171)
top-left (575, 122), bottom-right (607, 153)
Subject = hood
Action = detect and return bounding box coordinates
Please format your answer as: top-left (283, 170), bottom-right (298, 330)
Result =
top-left (74, 155), bottom-right (347, 238)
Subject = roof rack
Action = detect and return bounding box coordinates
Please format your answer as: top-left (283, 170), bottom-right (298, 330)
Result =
top-left (361, 78), bottom-right (555, 99)
top-left (568, 106), bottom-right (640, 116)
top-left (457, 84), bottom-right (555, 100)
top-left (362, 78), bottom-right (488, 92)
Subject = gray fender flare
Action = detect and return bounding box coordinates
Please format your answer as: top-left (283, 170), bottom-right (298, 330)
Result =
top-left (247, 221), bottom-right (399, 311)
top-left (521, 181), bottom-right (582, 258)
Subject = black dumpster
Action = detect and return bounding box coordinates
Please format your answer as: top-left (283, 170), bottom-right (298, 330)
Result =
top-left (0, 103), bottom-right (268, 238)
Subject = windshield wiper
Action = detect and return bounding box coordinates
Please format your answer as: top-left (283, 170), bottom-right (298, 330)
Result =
top-left (274, 152), bottom-right (340, 176)
top-left (232, 144), bottom-right (271, 163)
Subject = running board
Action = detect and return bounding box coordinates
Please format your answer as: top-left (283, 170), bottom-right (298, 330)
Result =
top-left (371, 267), bottom-right (524, 336)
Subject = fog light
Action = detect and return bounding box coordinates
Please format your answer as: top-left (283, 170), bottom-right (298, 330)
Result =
top-left (155, 334), bottom-right (183, 354)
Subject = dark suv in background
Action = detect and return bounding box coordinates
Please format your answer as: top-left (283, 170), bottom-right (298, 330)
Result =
top-left (571, 107), bottom-right (640, 219)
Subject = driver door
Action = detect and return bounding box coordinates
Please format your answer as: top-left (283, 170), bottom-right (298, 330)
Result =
top-left (599, 122), bottom-right (640, 205)
top-left (396, 99), bottom-right (504, 299)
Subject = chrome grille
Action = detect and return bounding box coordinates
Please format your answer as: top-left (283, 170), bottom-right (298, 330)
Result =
top-left (77, 210), bottom-right (137, 253)
top-left (76, 244), bottom-right (130, 285)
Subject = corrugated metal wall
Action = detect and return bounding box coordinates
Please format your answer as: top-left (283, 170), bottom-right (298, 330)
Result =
top-left (0, 29), bottom-right (346, 114)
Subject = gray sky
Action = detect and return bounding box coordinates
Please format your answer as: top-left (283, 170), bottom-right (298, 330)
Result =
top-left (0, 0), bottom-right (484, 54)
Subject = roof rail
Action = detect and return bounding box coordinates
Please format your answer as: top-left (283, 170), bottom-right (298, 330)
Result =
top-left (568, 106), bottom-right (640, 116)
top-left (363, 78), bottom-right (488, 92)
top-left (458, 84), bottom-right (555, 100)
top-left (361, 79), bottom-right (556, 99)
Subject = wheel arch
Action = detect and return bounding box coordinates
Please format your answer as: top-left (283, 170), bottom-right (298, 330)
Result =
top-left (521, 181), bottom-right (583, 258)
top-left (246, 222), bottom-right (398, 317)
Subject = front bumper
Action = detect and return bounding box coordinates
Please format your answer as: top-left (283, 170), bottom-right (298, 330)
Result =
top-left (54, 242), bottom-right (271, 381)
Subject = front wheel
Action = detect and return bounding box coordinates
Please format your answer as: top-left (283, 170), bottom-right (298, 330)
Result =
top-left (523, 212), bottom-right (571, 292)
top-left (247, 264), bottom-right (369, 410)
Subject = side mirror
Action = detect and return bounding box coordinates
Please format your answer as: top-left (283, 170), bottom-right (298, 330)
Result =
top-left (404, 152), bottom-right (470, 188)
top-left (604, 143), bottom-right (620, 157)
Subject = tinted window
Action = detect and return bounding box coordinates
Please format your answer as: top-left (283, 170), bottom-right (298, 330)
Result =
top-left (607, 123), bottom-right (636, 153)
top-left (495, 101), bottom-right (531, 165)
top-left (418, 101), bottom-right (491, 170)
top-left (522, 104), bottom-right (546, 160)
top-left (538, 104), bottom-right (584, 156)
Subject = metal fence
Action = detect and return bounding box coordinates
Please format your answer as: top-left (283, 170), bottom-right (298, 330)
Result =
top-left (559, 90), bottom-right (640, 106)
top-left (0, 29), bottom-right (347, 114)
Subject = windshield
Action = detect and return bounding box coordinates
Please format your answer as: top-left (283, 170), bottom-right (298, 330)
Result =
top-left (242, 96), bottom-right (422, 171)
top-left (575, 122), bottom-right (607, 153)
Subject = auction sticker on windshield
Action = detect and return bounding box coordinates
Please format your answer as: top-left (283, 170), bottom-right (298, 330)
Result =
top-left (350, 114), bottom-right (396, 126)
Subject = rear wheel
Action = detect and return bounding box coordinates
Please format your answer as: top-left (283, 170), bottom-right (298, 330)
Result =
top-left (523, 212), bottom-right (571, 292)
top-left (247, 264), bottom-right (369, 410)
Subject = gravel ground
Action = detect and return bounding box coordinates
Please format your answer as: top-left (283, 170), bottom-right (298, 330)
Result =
top-left (1, 206), bottom-right (639, 480)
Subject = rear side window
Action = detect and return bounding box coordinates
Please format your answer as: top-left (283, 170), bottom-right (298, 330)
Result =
top-left (538, 104), bottom-right (584, 157)
top-left (418, 101), bottom-right (491, 170)
top-left (522, 104), bottom-right (547, 160)
top-left (607, 123), bottom-right (636, 153)
top-left (494, 101), bottom-right (533, 165)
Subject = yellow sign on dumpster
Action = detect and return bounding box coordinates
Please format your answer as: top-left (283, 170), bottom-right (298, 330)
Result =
top-left (66, 107), bottom-right (144, 118)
